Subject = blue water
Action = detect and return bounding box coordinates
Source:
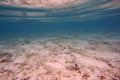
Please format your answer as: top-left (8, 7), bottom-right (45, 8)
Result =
top-left (0, 2), bottom-right (120, 41)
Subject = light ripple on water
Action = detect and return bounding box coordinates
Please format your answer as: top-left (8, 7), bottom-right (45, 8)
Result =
top-left (0, 0), bottom-right (120, 22)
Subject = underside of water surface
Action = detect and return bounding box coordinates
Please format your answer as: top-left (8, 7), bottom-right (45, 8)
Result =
top-left (0, 0), bottom-right (120, 80)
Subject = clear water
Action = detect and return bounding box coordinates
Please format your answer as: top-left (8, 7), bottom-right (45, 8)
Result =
top-left (0, 1), bottom-right (120, 79)
top-left (0, 3), bottom-right (120, 39)
top-left (0, 0), bottom-right (120, 40)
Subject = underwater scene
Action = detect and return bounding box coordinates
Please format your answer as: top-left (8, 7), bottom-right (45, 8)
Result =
top-left (0, 0), bottom-right (120, 80)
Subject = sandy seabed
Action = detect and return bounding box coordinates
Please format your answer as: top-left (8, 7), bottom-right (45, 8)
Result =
top-left (0, 35), bottom-right (120, 80)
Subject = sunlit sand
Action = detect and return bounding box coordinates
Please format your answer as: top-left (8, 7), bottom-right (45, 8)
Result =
top-left (0, 35), bottom-right (120, 80)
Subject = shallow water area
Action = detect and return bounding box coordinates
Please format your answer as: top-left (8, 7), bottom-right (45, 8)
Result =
top-left (0, 0), bottom-right (120, 80)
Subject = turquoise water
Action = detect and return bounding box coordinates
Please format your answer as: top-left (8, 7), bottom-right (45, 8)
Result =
top-left (0, 0), bottom-right (120, 41)
top-left (0, 18), bottom-right (120, 41)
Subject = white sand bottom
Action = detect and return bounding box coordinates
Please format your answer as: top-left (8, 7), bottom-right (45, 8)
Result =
top-left (0, 35), bottom-right (120, 80)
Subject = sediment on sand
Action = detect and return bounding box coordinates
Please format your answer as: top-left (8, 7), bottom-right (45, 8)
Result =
top-left (0, 35), bottom-right (120, 80)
